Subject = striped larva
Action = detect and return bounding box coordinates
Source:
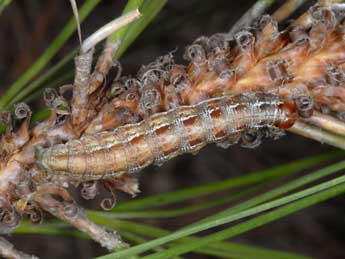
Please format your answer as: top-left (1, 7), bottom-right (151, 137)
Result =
top-left (39, 93), bottom-right (297, 181)
top-left (2, 2), bottom-right (345, 258)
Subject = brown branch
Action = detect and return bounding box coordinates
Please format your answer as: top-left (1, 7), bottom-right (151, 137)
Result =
top-left (33, 186), bottom-right (126, 251)
top-left (71, 49), bottom-right (94, 127)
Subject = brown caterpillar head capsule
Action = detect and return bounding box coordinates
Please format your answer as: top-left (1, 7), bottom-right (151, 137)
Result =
top-left (278, 100), bottom-right (298, 129)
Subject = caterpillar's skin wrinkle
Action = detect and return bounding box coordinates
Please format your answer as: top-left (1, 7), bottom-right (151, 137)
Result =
top-left (39, 93), bottom-right (297, 181)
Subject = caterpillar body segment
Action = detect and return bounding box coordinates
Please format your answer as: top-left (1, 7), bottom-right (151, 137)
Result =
top-left (39, 93), bottom-right (297, 181)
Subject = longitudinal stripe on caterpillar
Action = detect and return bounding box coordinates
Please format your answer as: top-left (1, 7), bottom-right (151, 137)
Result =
top-left (39, 93), bottom-right (297, 181)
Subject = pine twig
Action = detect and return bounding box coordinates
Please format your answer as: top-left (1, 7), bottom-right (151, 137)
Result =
top-left (228, 0), bottom-right (276, 38)
top-left (305, 112), bottom-right (345, 137)
top-left (289, 121), bottom-right (345, 150)
top-left (272, 0), bottom-right (308, 22)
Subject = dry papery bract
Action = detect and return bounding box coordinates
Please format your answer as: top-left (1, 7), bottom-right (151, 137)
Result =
top-left (0, 2), bottom-right (345, 258)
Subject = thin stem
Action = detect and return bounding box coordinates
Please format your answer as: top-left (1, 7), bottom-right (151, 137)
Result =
top-left (318, 0), bottom-right (345, 5)
top-left (33, 187), bottom-right (125, 251)
top-left (228, 0), bottom-right (276, 38)
top-left (305, 111), bottom-right (345, 137)
top-left (272, 0), bottom-right (308, 22)
top-left (288, 121), bottom-right (345, 150)
top-left (114, 0), bottom-right (169, 59)
top-left (69, 0), bottom-right (82, 46)
top-left (0, 237), bottom-right (38, 259)
top-left (81, 9), bottom-right (141, 54)
top-left (110, 0), bottom-right (145, 45)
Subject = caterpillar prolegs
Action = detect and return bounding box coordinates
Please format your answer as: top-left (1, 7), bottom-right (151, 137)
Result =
top-left (39, 93), bottom-right (297, 181)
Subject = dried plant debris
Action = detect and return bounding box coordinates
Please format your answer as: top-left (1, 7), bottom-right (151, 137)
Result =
top-left (0, 2), bottom-right (345, 258)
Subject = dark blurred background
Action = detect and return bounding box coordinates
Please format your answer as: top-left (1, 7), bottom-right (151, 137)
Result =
top-left (0, 0), bottom-right (345, 258)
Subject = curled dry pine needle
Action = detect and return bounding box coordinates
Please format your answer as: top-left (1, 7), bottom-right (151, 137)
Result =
top-left (0, 1), bottom-right (345, 258)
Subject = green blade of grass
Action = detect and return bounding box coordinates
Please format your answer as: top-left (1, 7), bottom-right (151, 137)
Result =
top-left (93, 186), bottom-right (259, 219)
top-left (193, 159), bottom-right (345, 226)
top-left (6, 49), bottom-right (77, 108)
top-left (15, 223), bottom-right (85, 239)
top-left (98, 162), bottom-right (345, 258)
top-left (110, 0), bottom-right (145, 45)
top-left (0, 0), bottom-right (11, 14)
top-left (120, 231), bottom-right (183, 259)
top-left (113, 152), bottom-right (341, 211)
top-left (0, 0), bottom-right (101, 110)
top-left (141, 181), bottom-right (345, 259)
top-left (92, 218), bottom-right (312, 259)
top-left (114, 0), bottom-right (169, 59)
top-left (139, 160), bottom-right (345, 258)
top-left (16, 218), bottom-right (310, 259)
top-left (4, 0), bottom-right (168, 108)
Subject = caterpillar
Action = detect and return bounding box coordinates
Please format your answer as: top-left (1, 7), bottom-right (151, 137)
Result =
top-left (83, 6), bottom-right (345, 137)
top-left (0, 2), bottom-right (345, 258)
top-left (39, 93), bottom-right (297, 181)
